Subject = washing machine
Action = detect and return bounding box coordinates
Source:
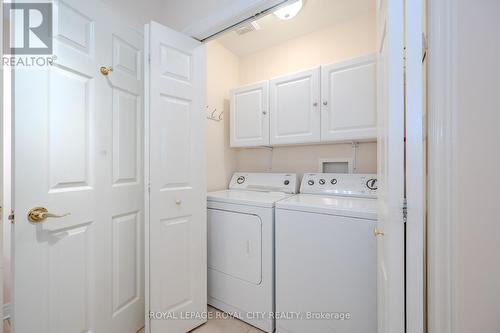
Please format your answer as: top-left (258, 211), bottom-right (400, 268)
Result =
top-left (207, 172), bottom-right (299, 332)
top-left (275, 173), bottom-right (378, 333)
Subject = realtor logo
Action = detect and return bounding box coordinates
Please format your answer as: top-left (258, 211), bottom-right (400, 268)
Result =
top-left (3, 3), bottom-right (53, 55)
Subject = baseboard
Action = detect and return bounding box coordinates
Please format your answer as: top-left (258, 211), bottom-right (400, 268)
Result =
top-left (3, 303), bottom-right (10, 320)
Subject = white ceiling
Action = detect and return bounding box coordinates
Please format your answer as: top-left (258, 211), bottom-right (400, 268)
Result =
top-left (100, 0), bottom-right (375, 55)
top-left (101, 0), bottom-right (238, 31)
top-left (216, 0), bottom-right (376, 56)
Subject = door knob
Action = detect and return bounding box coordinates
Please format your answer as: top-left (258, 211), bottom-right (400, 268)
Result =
top-left (373, 228), bottom-right (385, 237)
top-left (27, 207), bottom-right (70, 223)
top-left (175, 200), bottom-right (182, 206)
top-left (100, 66), bottom-right (113, 76)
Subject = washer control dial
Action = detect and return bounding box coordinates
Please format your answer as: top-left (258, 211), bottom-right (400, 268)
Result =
top-left (331, 178), bottom-right (338, 185)
top-left (319, 179), bottom-right (326, 185)
top-left (308, 180), bottom-right (315, 186)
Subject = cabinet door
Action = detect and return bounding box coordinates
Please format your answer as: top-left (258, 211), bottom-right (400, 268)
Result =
top-left (230, 81), bottom-right (269, 147)
top-left (321, 54), bottom-right (377, 142)
top-left (270, 68), bottom-right (321, 145)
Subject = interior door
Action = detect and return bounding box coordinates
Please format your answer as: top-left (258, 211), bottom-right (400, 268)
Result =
top-left (321, 54), bottom-right (377, 142)
top-left (270, 68), bottom-right (321, 145)
top-left (100, 11), bottom-right (145, 333)
top-left (146, 21), bottom-right (207, 333)
top-left (230, 81), bottom-right (269, 147)
top-left (13, 1), bottom-right (102, 331)
top-left (375, 0), bottom-right (405, 332)
top-left (12, 0), bottom-right (144, 332)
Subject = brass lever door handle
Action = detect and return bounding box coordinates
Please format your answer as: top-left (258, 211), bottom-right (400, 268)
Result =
top-left (27, 207), bottom-right (70, 223)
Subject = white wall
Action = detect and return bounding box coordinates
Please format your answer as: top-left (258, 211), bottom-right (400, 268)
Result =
top-left (448, 2), bottom-right (500, 331)
top-left (206, 41), bottom-right (239, 191)
top-left (239, 11), bottom-right (376, 85)
top-left (235, 143), bottom-right (377, 178)
top-left (428, 1), bottom-right (500, 332)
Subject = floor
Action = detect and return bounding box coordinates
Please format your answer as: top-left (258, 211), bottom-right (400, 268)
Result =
top-left (139, 306), bottom-right (263, 333)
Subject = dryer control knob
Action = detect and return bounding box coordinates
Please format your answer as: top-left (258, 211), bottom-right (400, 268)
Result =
top-left (366, 178), bottom-right (378, 190)
top-left (308, 180), bottom-right (315, 186)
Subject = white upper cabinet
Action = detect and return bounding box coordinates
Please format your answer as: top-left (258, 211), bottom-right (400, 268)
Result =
top-left (321, 54), bottom-right (377, 142)
top-left (270, 68), bottom-right (321, 145)
top-left (229, 55), bottom-right (377, 147)
top-left (230, 81), bottom-right (270, 147)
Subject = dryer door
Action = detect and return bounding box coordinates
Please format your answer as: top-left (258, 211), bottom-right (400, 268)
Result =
top-left (208, 209), bottom-right (262, 284)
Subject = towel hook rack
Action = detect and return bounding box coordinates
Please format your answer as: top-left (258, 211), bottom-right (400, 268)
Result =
top-left (206, 106), bottom-right (223, 122)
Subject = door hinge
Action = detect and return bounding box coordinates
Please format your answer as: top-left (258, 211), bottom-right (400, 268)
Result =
top-left (422, 33), bottom-right (428, 63)
top-left (147, 183), bottom-right (151, 193)
top-left (148, 54), bottom-right (151, 64)
top-left (402, 198), bottom-right (408, 224)
top-left (8, 210), bottom-right (15, 224)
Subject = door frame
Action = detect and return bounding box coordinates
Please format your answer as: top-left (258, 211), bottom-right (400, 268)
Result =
top-left (405, 0), bottom-right (426, 332)
top-left (427, 0), bottom-right (454, 332)
top-left (1, 0), bottom-right (6, 325)
top-left (144, 25), bottom-right (151, 333)
top-left (377, 0), bottom-right (427, 331)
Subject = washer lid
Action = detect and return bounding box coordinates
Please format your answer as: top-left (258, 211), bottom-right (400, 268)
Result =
top-left (208, 190), bottom-right (293, 208)
top-left (276, 194), bottom-right (378, 220)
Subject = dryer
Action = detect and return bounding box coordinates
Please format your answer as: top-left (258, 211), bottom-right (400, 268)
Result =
top-left (275, 173), bottom-right (378, 333)
top-left (207, 173), bottom-right (298, 332)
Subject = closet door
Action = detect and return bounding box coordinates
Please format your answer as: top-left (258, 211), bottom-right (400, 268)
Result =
top-left (270, 68), bottom-right (321, 145)
top-left (321, 54), bottom-right (377, 142)
top-left (230, 81), bottom-right (269, 147)
top-left (146, 21), bottom-right (207, 333)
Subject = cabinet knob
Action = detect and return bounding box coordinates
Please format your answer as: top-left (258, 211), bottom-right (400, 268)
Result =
top-left (262, 110), bottom-right (267, 115)
top-left (313, 102), bottom-right (318, 107)
top-left (323, 101), bottom-right (328, 106)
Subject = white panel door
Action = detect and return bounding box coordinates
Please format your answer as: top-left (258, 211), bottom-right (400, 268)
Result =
top-left (376, 0), bottom-right (405, 332)
top-left (100, 13), bottom-right (145, 333)
top-left (270, 68), bottom-right (321, 145)
top-left (13, 1), bottom-right (102, 332)
top-left (146, 21), bottom-right (207, 333)
top-left (12, 1), bottom-right (144, 332)
top-left (321, 54), bottom-right (377, 142)
top-left (230, 81), bottom-right (269, 147)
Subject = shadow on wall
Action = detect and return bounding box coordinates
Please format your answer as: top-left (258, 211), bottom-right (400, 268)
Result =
top-left (234, 142), bottom-right (377, 179)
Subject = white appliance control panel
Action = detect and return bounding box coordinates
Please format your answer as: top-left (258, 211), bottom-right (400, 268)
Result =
top-left (300, 173), bottom-right (378, 198)
top-left (229, 173), bottom-right (299, 194)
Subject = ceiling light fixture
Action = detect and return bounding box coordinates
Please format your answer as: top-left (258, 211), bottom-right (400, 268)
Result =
top-left (274, 0), bottom-right (303, 20)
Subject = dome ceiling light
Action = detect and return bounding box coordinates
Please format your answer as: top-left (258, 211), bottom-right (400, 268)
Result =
top-left (274, 0), bottom-right (304, 20)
